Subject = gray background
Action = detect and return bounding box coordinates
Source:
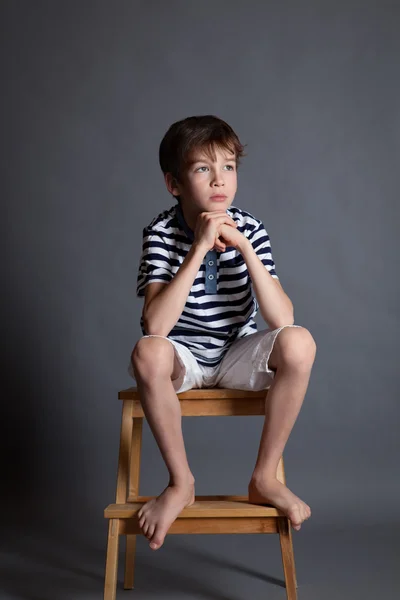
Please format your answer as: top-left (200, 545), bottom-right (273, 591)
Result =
top-left (2, 0), bottom-right (399, 598)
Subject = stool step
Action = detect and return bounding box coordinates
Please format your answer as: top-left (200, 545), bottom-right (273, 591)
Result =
top-left (119, 388), bottom-right (267, 400)
top-left (118, 387), bottom-right (268, 416)
top-left (105, 495), bottom-right (284, 519)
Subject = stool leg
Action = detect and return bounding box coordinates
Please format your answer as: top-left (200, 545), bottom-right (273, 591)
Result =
top-left (116, 400), bottom-right (134, 503)
top-left (278, 517), bottom-right (298, 600)
top-left (104, 519), bottom-right (119, 600)
top-left (124, 417), bottom-right (143, 589)
top-left (111, 400), bottom-right (133, 591)
top-left (124, 535), bottom-right (137, 589)
top-left (288, 524), bottom-right (298, 589)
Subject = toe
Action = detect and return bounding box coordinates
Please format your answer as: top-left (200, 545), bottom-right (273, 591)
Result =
top-left (149, 529), bottom-right (165, 550)
top-left (150, 540), bottom-right (161, 550)
top-left (290, 505), bottom-right (302, 524)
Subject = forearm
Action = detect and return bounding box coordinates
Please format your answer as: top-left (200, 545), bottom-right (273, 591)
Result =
top-left (143, 241), bottom-right (208, 336)
top-left (239, 238), bottom-right (294, 329)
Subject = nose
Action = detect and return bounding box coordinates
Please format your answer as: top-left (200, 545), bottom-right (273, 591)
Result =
top-left (211, 170), bottom-right (225, 186)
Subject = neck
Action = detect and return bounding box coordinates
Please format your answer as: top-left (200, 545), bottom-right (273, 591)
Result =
top-left (180, 204), bottom-right (198, 232)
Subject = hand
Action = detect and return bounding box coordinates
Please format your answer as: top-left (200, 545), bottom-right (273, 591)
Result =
top-left (215, 223), bottom-right (246, 252)
top-left (194, 211), bottom-right (239, 252)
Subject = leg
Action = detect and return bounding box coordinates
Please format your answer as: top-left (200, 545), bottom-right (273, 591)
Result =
top-left (130, 337), bottom-right (195, 550)
top-left (248, 327), bottom-right (316, 531)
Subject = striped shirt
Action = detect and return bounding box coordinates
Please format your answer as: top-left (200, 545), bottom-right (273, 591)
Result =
top-left (136, 202), bottom-right (279, 367)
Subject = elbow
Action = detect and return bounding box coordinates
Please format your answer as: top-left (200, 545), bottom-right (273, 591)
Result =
top-left (280, 302), bottom-right (295, 326)
top-left (142, 314), bottom-right (155, 335)
top-left (269, 319), bottom-right (295, 329)
top-left (143, 317), bottom-right (168, 337)
top-left (145, 325), bottom-right (164, 337)
top-left (285, 309), bottom-right (295, 326)
top-left (142, 308), bottom-right (158, 335)
top-left (143, 317), bottom-right (157, 336)
top-left (285, 310), bottom-right (295, 327)
top-left (268, 311), bottom-right (295, 329)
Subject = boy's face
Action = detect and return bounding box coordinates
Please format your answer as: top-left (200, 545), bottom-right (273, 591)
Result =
top-left (166, 145), bottom-right (238, 218)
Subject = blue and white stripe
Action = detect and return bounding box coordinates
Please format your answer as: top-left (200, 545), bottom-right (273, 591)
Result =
top-left (136, 203), bottom-right (279, 366)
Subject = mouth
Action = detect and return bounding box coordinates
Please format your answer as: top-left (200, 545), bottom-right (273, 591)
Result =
top-left (210, 195), bottom-right (227, 201)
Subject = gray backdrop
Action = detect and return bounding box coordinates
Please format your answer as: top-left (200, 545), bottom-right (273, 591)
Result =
top-left (2, 1), bottom-right (399, 598)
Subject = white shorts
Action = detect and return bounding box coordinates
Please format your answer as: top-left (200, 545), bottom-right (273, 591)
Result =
top-left (128, 324), bottom-right (303, 394)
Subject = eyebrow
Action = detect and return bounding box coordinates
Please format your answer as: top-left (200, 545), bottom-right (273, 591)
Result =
top-left (189, 156), bottom-right (236, 165)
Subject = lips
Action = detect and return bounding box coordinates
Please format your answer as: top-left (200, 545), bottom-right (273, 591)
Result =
top-left (210, 195), bottom-right (227, 201)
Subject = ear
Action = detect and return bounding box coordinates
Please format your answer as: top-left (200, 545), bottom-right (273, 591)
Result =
top-left (165, 172), bottom-right (180, 196)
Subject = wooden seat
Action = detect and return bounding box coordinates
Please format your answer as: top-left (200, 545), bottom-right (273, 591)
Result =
top-left (104, 387), bottom-right (298, 600)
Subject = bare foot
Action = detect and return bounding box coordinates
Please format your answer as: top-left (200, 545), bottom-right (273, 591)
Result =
top-left (137, 477), bottom-right (195, 550)
top-left (248, 476), bottom-right (311, 531)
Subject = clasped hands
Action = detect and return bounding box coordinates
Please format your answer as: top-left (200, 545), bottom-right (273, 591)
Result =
top-left (194, 210), bottom-right (247, 253)
top-left (213, 222), bottom-right (245, 252)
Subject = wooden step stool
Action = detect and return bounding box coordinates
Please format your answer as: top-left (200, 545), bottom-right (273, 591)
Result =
top-left (104, 387), bottom-right (298, 600)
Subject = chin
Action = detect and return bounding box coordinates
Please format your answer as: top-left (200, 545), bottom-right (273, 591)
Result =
top-left (208, 199), bottom-right (229, 206)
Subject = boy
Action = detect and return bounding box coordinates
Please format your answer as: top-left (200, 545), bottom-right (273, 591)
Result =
top-left (128, 115), bottom-right (317, 551)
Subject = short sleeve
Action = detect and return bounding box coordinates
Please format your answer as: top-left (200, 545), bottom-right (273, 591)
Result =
top-left (246, 220), bottom-right (279, 279)
top-left (136, 228), bottom-right (173, 297)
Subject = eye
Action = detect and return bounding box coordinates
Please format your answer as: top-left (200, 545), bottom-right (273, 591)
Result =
top-left (195, 164), bottom-right (235, 172)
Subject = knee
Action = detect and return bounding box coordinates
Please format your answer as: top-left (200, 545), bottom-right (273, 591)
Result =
top-left (276, 326), bottom-right (317, 372)
top-left (131, 337), bottom-right (174, 381)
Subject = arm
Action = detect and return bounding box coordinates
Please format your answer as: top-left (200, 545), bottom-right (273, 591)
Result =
top-left (138, 211), bottom-right (238, 336)
top-left (143, 240), bottom-right (208, 336)
top-left (238, 236), bottom-right (294, 329)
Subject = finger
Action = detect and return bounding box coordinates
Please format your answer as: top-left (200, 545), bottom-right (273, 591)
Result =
top-left (207, 212), bottom-right (237, 227)
top-left (213, 214), bottom-right (236, 225)
top-left (217, 223), bottom-right (235, 238)
top-left (218, 215), bottom-right (237, 226)
top-left (214, 235), bottom-right (226, 252)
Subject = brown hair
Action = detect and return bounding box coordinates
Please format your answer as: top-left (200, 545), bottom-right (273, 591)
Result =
top-left (159, 115), bottom-right (247, 203)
